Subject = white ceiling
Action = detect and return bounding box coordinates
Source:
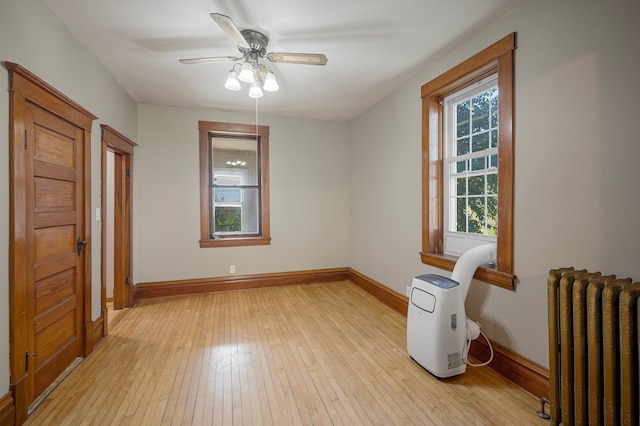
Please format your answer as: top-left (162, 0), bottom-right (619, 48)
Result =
top-left (43, 0), bottom-right (525, 122)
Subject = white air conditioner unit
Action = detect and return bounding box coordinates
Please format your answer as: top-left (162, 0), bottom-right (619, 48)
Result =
top-left (407, 244), bottom-right (495, 378)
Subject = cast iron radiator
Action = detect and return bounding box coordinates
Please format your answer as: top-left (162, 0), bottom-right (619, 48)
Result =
top-left (548, 267), bottom-right (640, 425)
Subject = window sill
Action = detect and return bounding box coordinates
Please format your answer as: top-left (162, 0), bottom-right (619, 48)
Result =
top-left (419, 251), bottom-right (515, 290)
top-left (200, 237), bottom-right (271, 248)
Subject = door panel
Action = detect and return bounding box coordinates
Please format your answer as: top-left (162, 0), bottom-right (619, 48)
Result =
top-left (33, 108), bottom-right (76, 165)
top-left (34, 161), bottom-right (77, 182)
top-left (33, 310), bottom-right (78, 397)
top-left (34, 255), bottom-right (77, 282)
top-left (35, 269), bottom-right (75, 314)
top-left (34, 296), bottom-right (77, 334)
top-left (34, 226), bottom-right (75, 261)
top-left (35, 178), bottom-right (75, 211)
top-left (28, 104), bottom-right (84, 406)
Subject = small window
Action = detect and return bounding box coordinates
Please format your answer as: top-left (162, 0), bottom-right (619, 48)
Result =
top-left (199, 121), bottom-right (270, 247)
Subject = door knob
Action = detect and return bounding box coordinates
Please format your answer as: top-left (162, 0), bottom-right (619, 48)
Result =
top-left (77, 237), bottom-right (87, 256)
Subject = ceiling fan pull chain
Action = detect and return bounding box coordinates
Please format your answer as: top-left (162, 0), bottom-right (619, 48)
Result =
top-left (255, 97), bottom-right (259, 136)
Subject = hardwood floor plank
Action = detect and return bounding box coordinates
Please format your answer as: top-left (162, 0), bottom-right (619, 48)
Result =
top-left (190, 294), bottom-right (215, 425)
top-left (25, 281), bottom-right (547, 426)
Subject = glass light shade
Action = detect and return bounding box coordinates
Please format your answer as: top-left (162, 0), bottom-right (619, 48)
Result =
top-left (248, 81), bottom-right (263, 98)
top-left (238, 61), bottom-right (255, 83)
top-left (224, 70), bottom-right (241, 91)
top-left (263, 71), bottom-right (279, 92)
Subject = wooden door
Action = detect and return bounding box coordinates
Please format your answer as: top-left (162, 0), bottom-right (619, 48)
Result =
top-left (112, 152), bottom-right (127, 309)
top-left (7, 62), bottom-right (96, 425)
top-left (28, 104), bottom-right (86, 401)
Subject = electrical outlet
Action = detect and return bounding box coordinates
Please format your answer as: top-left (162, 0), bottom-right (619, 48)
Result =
top-left (230, 265), bottom-right (236, 274)
top-left (406, 286), bottom-right (411, 297)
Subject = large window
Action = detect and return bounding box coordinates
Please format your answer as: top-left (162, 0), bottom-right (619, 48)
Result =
top-left (199, 121), bottom-right (270, 247)
top-left (421, 33), bottom-right (515, 289)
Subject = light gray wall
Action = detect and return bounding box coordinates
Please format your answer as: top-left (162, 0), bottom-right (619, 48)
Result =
top-left (348, 0), bottom-right (640, 367)
top-left (134, 104), bottom-right (349, 283)
top-left (0, 0), bottom-right (137, 396)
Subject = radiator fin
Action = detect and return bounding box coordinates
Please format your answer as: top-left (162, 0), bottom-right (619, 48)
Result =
top-left (620, 284), bottom-right (640, 424)
top-left (586, 275), bottom-right (616, 425)
top-left (572, 271), bottom-right (600, 425)
top-left (548, 267), bottom-right (574, 424)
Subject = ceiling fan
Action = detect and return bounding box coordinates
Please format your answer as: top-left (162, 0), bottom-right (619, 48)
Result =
top-left (179, 13), bottom-right (328, 97)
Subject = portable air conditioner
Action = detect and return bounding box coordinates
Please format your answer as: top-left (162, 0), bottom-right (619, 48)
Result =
top-left (407, 244), bottom-right (495, 378)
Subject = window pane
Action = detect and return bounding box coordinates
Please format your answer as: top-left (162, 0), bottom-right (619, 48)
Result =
top-left (487, 173), bottom-right (498, 194)
top-left (457, 137), bottom-right (469, 156)
top-left (471, 156), bottom-right (486, 171)
top-left (456, 177), bottom-right (466, 196)
top-left (468, 197), bottom-right (485, 234)
top-left (213, 188), bottom-right (260, 235)
top-left (456, 198), bottom-right (467, 232)
top-left (468, 175), bottom-right (485, 196)
top-left (456, 160), bottom-right (467, 173)
top-left (212, 137), bottom-right (259, 186)
top-left (491, 129), bottom-right (498, 148)
top-left (214, 174), bottom-right (242, 186)
top-left (456, 101), bottom-right (470, 138)
top-left (214, 206), bottom-right (242, 232)
top-left (487, 196), bottom-right (497, 235)
top-left (490, 154), bottom-right (498, 168)
top-left (490, 88), bottom-right (499, 129)
top-left (472, 132), bottom-right (489, 152)
top-left (472, 93), bottom-right (490, 133)
top-left (214, 187), bottom-right (241, 203)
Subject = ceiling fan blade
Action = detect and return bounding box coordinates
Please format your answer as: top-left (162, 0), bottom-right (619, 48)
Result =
top-left (210, 13), bottom-right (250, 49)
top-left (267, 52), bottom-right (328, 66)
top-left (179, 56), bottom-right (241, 65)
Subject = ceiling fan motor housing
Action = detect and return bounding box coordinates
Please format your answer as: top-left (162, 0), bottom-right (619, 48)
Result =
top-left (240, 29), bottom-right (269, 57)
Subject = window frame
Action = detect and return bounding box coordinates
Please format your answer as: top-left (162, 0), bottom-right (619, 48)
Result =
top-left (420, 33), bottom-right (515, 289)
top-left (199, 120), bottom-right (271, 247)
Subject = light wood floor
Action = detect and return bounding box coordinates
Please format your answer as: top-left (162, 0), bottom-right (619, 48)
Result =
top-left (106, 300), bottom-right (128, 329)
top-left (27, 282), bottom-right (546, 425)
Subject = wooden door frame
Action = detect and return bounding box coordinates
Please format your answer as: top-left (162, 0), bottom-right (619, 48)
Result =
top-left (100, 125), bottom-right (136, 332)
top-left (6, 62), bottom-right (97, 425)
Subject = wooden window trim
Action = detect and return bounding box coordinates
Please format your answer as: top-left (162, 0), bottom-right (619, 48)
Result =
top-left (420, 33), bottom-right (516, 290)
top-left (199, 120), bottom-right (271, 248)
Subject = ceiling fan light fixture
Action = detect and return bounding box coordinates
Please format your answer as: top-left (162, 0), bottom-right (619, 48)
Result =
top-left (263, 71), bottom-right (279, 92)
top-left (248, 81), bottom-right (264, 98)
top-left (224, 70), bottom-right (242, 91)
top-left (238, 61), bottom-right (255, 83)
top-left (180, 14), bottom-right (328, 99)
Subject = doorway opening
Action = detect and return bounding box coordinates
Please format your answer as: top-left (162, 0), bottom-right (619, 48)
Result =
top-left (101, 125), bottom-right (136, 333)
